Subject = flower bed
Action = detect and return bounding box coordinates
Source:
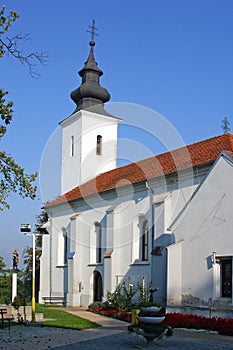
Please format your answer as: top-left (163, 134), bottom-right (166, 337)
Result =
top-left (92, 307), bottom-right (132, 322)
top-left (91, 308), bottom-right (233, 336)
top-left (163, 313), bottom-right (233, 336)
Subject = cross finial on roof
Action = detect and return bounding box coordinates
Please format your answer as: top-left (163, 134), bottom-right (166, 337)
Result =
top-left (221, 116), bottom-right (231, 134)
top-left (87, 19), bottom-right (99, 42)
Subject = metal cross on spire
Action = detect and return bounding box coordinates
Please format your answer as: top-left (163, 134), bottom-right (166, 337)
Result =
top-left (221, 116), bottom-right (231, 134)
top-left (87, 20), bottom-right (99, 42)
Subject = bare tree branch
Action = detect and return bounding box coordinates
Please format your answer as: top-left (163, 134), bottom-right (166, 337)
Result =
top-left (0, 5), bottom-right (47, 209)
top-left (0, 34), bottom-right (49, 78)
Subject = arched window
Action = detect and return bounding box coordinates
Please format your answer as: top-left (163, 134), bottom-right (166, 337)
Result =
top-left (96, 135), bottom-right (102, 155)
top-left (95, 223), bottom-right (102, 263)
top-left (141, 220), bottom-right (148, 261)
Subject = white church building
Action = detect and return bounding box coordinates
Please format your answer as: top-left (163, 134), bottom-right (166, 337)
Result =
top-left (39, 36), bottom-right (233, 317)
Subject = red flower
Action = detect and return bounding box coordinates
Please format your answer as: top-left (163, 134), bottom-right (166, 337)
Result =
top-left (163, 313), bottom-right (233, 336)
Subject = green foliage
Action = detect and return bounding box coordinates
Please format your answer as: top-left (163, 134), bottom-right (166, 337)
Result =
top-left (22, 245), bottom-right (39, 301)
top-left (135, 279), bottom-right (150, 305)
top-left (106, 282), bottom-right (137, 312)
top-left (105, 278), bottom-right (157, 312)
top-left (15, 269), bottom-right (31, 303)
top-left (0, 151), bottom-right (37, 210)
top-left (0, 256), bottom-right (11, 304)
top-left (0, 5), bottom-right (18, 130)
top-left (34, 210), bottom-right (48, 248)
top-left (0, 256), bottom-right (30, 305)
top-left (0, 89), bottom-right (13, 125)
top-left (88, 301), bottom-right (107, 311)
top-left (0, 5), bottom-right (49, 210)
top-left (0, 5), bottom-right (19, 42)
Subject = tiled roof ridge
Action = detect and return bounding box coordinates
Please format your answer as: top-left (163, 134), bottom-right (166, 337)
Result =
top-left (226, 132), bottom-right (233, 150)
top-left (45, 133), bottom-right (233, 208)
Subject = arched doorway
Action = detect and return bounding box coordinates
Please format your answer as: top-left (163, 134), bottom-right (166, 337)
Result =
top-left (93, 271), bottom-right (103, 302)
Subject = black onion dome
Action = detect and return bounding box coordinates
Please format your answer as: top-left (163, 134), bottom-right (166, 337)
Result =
top-left (71, 40), bottom-right (110, 113)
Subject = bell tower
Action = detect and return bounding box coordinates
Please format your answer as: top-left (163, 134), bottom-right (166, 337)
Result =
top-left (60, 21), bottom-right (121, 195)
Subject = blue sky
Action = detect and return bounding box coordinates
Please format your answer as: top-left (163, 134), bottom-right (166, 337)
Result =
top-left (1, 0), bottom-right (233, 267)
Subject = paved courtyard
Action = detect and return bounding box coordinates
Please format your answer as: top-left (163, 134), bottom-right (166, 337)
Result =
top-left (0, 307), bottom-right (233, 350)
top-left (1, 326), bottom-right (233, 350)
top-left (52, 332), bottom-right (233, 350)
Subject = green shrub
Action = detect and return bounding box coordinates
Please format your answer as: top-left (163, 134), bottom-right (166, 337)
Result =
top-left (106, 282), bottom-right (137, 312)
top-left (88, 301), bottom-right (108, 311)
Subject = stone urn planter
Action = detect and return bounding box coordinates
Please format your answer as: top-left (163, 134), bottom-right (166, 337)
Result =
top-left (128, 305), bottom-right (172, 343)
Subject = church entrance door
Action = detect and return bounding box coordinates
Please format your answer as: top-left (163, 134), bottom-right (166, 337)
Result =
top-left (93, 271), bottom-right (102, 302)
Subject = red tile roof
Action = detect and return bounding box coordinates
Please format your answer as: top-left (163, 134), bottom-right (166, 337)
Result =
top-left (45, 133), bottom-right (233, 208)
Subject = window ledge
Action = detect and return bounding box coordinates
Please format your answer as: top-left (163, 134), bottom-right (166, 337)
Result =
top-left (130, 261), bottom-right (150, 266)
top-left (56, 264), bottom-right (68, 268)
top-left (88, 263), bottom-right (103, 267)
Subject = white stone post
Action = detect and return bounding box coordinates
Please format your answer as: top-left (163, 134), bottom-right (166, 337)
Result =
top-left (12, 271), bottom-right (17, 302)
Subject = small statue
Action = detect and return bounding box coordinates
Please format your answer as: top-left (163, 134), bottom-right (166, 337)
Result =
top-left (13, 249), bottom-right (19, 270)
top-left (149, 287), bottom-right (159, 302)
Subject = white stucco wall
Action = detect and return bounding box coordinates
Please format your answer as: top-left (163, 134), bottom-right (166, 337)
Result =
top-left (168, 155), bottom-right (233, 306)
top-left (60, 113), bottom-right (82, 194)
top-left (41, 184), bottom-right (154, 306)
top-left (167, 240), bottom-right (183, 305)
top-left (41, 156), bottom-right (217, 307)
top-left (60, 110), bottom-right (120, 194)
top-left (80, 111), bottom-right (119, 182)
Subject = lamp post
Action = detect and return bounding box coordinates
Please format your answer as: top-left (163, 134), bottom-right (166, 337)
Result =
top-left (20, 224), bottom-right (36, 322)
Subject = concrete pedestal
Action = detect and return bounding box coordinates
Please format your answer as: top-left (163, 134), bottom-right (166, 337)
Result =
top-left (12, 272), bottom-right (17, 302)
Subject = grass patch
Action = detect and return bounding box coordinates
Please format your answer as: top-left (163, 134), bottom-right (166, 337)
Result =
top-left (36, 304), bottom-right (99, 330)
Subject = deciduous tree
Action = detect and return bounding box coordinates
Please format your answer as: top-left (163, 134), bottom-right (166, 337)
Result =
top-left (0, 5), bottom-right (48, 210)
top-left (0, 256), bottom-right (11, 304)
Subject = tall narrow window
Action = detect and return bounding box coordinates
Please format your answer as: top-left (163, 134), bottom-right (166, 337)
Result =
top-left (141, 220), bottom-right (148, 261)
top-left (96, 135), bottom-right (102, 155)
top-left (64, 232), bottom-right (68, 264)
top-left (70, 135), bottom-right (75, 157)
top-left (95, 223), bottom-right (102, 263)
